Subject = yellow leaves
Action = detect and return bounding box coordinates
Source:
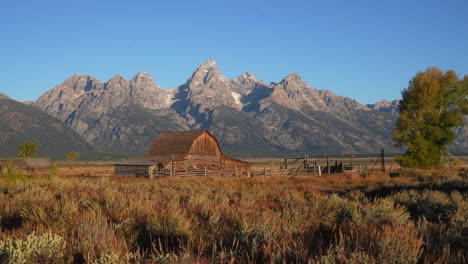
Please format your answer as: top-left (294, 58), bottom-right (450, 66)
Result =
top-left (393, 67), bottom-right (468, 168)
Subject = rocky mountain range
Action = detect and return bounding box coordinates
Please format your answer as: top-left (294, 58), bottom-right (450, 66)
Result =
top-left (33, 59), bottom-right (468, 156)
top-left (0, 95), bottom-right (93, 157)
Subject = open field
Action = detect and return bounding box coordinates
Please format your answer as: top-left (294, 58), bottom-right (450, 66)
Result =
top-left (1, 168), bottom-right (467, 263)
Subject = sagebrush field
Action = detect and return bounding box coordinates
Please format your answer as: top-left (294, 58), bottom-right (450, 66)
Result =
top-left (0, 169), bottom-right (467, 263)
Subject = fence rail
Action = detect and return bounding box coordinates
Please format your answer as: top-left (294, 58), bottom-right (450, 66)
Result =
top-left (148, 151), bottom-right (390, 178)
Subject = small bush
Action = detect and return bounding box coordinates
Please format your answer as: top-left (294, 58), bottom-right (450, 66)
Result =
top-left (392, 190), bottom-right (455, 222)
top-left (0, 231), bottom-right (65, 264)
top-left (2, 160), bottom-right (23, 183)
top-left (48, 160), bottom-right (58, 180)
top-left (356, 198), bottom-right (411, 227)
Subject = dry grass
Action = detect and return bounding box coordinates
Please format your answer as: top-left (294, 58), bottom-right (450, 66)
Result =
top-left (0, 169), bottom-right (466, 263)
top-left (57, 167), bottom-right (114, 177)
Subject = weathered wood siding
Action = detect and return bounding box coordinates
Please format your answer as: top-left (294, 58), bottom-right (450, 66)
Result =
top-left (222, 156), bottom-right (251, 170)
top-left (187, 155), bottom-right (221, 169)
top-left (115, 165), bottom-right (149, 177)
top-left (188, 132), bottom-right (222, 156)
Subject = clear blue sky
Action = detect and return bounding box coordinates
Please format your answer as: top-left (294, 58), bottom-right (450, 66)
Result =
top-left (1, 0), bottom-right (467, 104)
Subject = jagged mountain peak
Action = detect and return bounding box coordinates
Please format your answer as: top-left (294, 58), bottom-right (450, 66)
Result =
top-left (367, 99), bottom-right (400, 113)
top-left (275, 73), bottom-right (310, 94)
top-left (282, 72), bottom-right (305, 83)
top-left (110, 74), bottom-right (127, 81)
top-left (132, 72), bottom-right (153, 80)
top-left (59, 75), bottom-right (102, 95)
top-left (190, 59), bottom-right (219, 76)
top-left (238, 72), bottom-right (258, 81)
top-left (232, 72), bottom-right (263, 84)
top-left (199, 58), bottom-right (217, 68)
top-left (130, 72), bottom-right (160, 88)
top-left (63, 74), bottom-right (81, 84)
top-left (185, 58), bottom-right (229, 88)
top-left (105, 75), bottom-right (129, 91)
top-left (63, 74), bottom-right (101, 90)
top-left (231, 72), bottom-right (266, 96)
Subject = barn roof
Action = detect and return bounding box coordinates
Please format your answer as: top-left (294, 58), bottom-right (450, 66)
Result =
top-left (148, 130), bottom-right (221, 157)
top-left (114, 154), bottom-right (187, 166)
top-left (0, 158), bottom-right (50, 168)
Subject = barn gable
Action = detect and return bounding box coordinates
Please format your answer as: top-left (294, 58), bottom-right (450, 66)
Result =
top-left (148, 130), bottom-right (222, 157)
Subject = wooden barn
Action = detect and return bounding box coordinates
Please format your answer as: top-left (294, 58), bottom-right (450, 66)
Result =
top-left (115, 130), bottom-right (250, 177)
top-left (0, 158), bottom-right (50, 175)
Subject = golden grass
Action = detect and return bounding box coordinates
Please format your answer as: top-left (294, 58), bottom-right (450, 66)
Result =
top-left (0, 169), bottom-right (466, 263)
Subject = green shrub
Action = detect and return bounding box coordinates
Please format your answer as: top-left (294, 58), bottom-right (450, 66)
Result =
top-left (392, 190), bottom-right (455, 222)
top-left (2, 160), bottom-right (23, 183)
top-left (92, 251), bottom-right (123, 264)
top-left (0, 231), bottom-right (65, 264)
top-left (356, 198), bottom-right (411, 227)
top-left (48, 160), bottom-right (58, 180)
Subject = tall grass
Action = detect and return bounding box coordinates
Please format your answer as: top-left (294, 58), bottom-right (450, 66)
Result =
top-left (0, 169), bottom-right (466, 263)
top-left (1, 160), bottom-right (24, 183)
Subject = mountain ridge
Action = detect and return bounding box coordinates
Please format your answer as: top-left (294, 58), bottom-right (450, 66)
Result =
top-left (0, 97), bottom-right (93, 158)
top-left (32, 59), bottom-right (467, 156)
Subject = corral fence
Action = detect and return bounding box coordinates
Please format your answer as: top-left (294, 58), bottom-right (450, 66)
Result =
top-left (249, 148), bottom-right (390, 177)
top-left (149, 158), bottom-right (249, 179)
top-left (149, 149), bottom-right (390, 178)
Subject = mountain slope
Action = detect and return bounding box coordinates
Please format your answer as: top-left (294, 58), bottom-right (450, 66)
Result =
top-left (33, 59), bottom-right (467, 156)
top-left (34, 73), bottom-right (187, 153)
top-left (0, 97), bottom-right (93, 157)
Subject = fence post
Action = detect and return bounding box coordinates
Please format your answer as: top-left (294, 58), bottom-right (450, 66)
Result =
top-left (327, 157), bottom-right (330, 174)
top-left (204, 166), bottom-right (207, 177)
top-left (270, 160), bottom-right (273, 176)
top-left (318, 166), bottom-right (321, 176)
top-left (341, 152), bottom-right (344, 172)
top-left (381, 148), bottom-right (385, 172)
top-left (304, 157), bottom-right (307, 175)
top-left (314, 160), bottom-right (317, 175)
top-left (171, 155), bottom-right (175, 177)
top-left (235, 166), bottom-right (238, 179)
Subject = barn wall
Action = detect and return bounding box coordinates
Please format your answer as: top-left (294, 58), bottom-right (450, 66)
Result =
top-left (222, 157), bottom-right (251, 170)
top-left (23, 167), bottom-right (50, 175)
top-left (189, 132), bottom-right (222, 156)
top-left (186, 155), bottom-right (221, 169)
top-left (115, 165), bottom-right (149, 177)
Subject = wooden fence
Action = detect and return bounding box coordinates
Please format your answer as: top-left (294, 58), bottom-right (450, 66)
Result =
top-left (249, 148), bottom-right (390, 177)
top-left (148, 149), bottom-right (390, 178)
